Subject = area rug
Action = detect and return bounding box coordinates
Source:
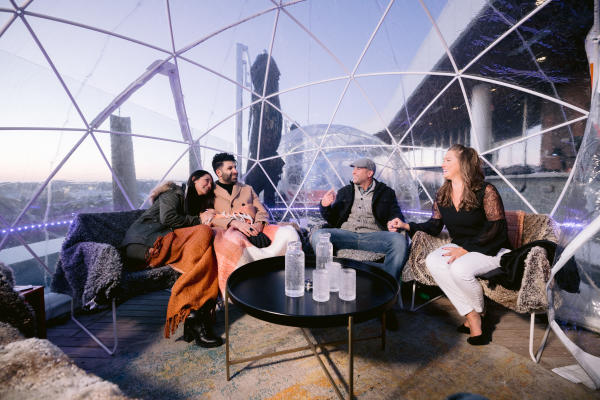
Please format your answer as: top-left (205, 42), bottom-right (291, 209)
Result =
top-left (85, 305), bottom-right (595, 400)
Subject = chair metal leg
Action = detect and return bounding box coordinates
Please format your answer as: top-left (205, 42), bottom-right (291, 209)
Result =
top-left (529, 312), bottom-right (551, 363)
top-left (410, 281), bottom-right (443, 311)
top-left (71, 297), bottom-right (118, 356)
top-left (348, 316), bottom-right (353, 400)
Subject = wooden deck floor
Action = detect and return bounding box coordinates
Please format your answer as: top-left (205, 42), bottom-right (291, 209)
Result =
top-left (47, 289), bottom-right (600, 387)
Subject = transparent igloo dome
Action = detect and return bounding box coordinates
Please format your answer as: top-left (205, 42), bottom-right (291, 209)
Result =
top-left (1, 0), bottom-right (599, 384)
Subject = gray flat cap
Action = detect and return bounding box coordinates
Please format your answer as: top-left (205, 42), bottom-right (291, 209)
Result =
top-left (350, 158), bottom-right (376, 173)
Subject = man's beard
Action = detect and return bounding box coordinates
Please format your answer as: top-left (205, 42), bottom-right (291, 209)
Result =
top-left (221, 172), bottom-right (238, 184)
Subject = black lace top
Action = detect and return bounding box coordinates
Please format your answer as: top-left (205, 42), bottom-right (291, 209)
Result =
top-left (408, 182), bottom-right (512, 256)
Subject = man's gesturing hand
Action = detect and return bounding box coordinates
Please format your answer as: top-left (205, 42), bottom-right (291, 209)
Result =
top-left (321, 189), bottom-right (336, 207)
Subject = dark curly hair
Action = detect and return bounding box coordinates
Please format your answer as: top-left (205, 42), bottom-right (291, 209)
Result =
top-left (438, 144), bottom-right (484, 211)
top-left (184, 170), bottom-right (215, 216)
top-left (212, 153), bottom-right (236, 173)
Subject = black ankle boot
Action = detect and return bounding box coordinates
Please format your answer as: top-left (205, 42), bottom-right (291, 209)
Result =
top-left (192, 301), bottom-right (223, 348)
top-left (182, 310), bottom-right (199, 343)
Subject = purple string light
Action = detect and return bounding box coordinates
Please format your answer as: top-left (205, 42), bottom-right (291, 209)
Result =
top-left (1, 219), bottom-right (73, 235)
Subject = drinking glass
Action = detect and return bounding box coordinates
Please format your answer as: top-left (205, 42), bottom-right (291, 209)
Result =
top-left (312, 269), bottom-right (330, 302)
top-left (326, 261), bottom-right (341, 292)
top-left (339, 268), bottom-right (356, 301)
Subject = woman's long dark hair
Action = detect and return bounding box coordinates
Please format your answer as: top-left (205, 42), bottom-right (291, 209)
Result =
top-left (184, 170), bottom-right (215, 216)
top-left (438, 144), bottom-right (484, 211)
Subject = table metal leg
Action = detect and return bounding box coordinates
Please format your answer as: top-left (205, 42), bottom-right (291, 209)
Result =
top-left (348, 316), bottom-right (353, 400)
top-left (381, 311), bottom-right (386, 350)
top-left (225, 290), bottom-right (230, 381)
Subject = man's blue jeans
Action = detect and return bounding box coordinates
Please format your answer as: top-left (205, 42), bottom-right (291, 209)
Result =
top-left (310, 228), bottom-right (409, 281)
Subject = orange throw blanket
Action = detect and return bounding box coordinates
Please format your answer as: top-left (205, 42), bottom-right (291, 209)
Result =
top-left (146, 224), bottom-right (218, 338)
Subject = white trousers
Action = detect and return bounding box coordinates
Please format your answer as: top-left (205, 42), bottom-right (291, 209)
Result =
top-left (425, 244), bottom-right (509, 316)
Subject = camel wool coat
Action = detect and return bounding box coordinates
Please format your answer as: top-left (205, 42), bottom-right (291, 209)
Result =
top-left (212, 182), bottom-right (269, 229)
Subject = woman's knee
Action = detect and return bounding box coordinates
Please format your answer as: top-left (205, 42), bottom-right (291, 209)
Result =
top-left (449, 258), bottom-right (477, 282)
top-left (425, 251), bottom-right (445, 272)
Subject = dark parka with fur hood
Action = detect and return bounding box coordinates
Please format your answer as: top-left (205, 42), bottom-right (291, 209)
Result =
top-left (121, 182), bottom-right (201, 248)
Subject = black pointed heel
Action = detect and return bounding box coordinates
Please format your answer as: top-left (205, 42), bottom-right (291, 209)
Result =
top-left (457, 324), bottom-right (470, 334)
top-left (467, 334), bottom-right (488, 345)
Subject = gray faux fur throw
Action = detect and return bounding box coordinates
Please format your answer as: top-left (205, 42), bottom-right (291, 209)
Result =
top-left (0, 263), bottom-right (36, 337)
top-left (51, 210), bottom-right (179, 310)
top-left (0, 323), bottom-right (133, 399)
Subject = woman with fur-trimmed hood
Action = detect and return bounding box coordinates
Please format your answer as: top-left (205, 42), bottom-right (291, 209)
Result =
top-left (121, 170), bottom-right (223, 348)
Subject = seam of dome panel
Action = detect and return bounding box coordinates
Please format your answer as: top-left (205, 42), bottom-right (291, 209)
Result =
top-left (397, 76), bottom-right (459, 145)
top-left (88, 131), bottom-right (136, 210)
top-left (419, 0), bottom-right (459, 75)
top-left (192, 97), bottom-right (261, 146)
top-left (489, 2), bottom-right (579, 157)
top-left (265, 75), bottom-right (351, 99)
top-left (461, 74), bottom-right (589, 116)
top-left (255, 161), bottom-right (300, 224)
top-left (93, 129), bottom-right (188, 145)
top-left (175, 5), bottom-right (279, 57)
top-left (177, 55), bottom-right (259, 98)
top-left (262, 98), bottom-right (323, 150)
top-left (461, 1), bottom-right (550, 74)
top-left (550, 152), bottom-right (582, 218)
top-left (22, 10), bottom-right (172, 55)
top-left (481, 156), bottom-right (538, 214)
top-left (276, 1), bottom-right (352, 75)
top-left (165, 1), bottom-right (198, 168)
top-left (0, 127), bottom-right (87, 132)
top-left (19, 14), bottom-right (89, 129)
top-left (480, 116), bottom-right (589, 157)
top-left (253, 7), bottom-right (280, 165)
top-left (0, 12), bottom-right (17, 39)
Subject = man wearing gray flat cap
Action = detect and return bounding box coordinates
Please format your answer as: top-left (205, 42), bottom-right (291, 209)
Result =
top-left (310, 157), bottom-right (408, 329)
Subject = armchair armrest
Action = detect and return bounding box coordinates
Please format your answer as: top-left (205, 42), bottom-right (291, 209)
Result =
top-left (52, 241), bottom-right (124, 310)
top-left (402, 231), bottom-right (451, 285)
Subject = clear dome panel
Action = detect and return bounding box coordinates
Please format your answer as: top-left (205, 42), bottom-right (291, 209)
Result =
top-left (420, 0), bottom-right (495, 72)
top-left (481, 135), bottom-right (574, 214)
top-left (386, 75), bottom-right (455, 145)
top-left (276, 78), bottom-right (348, 132)
top-left (325, 80), bottom-right (391, 139)
top-left (427, 0), bottom-right (541, 72)
top-left (98, 76), bottom-right (185, 142)
top-left (399, 79), bottom-right (469, 149)
top-left (354, 1), bottom-right (445, 75)
top-left (91, 130), bottom-right (191, 209)
top-left (0, 22), bottom-right (86, 128)
top-left (178, 58), bottom-right (249, 145)
top-left (0, 10), bottom-right (13, 26)
top-left (0, 130), bottom-right (87, 217)
top-left (550, 73), bottom-right (600, 347)
top-left (461, 77), bottom-right (587, 155)
top-left (0, 134), bottom-right (114, 252)
top-left (169, 0), bottom-right (274, 51)
top-left (462, 1), bottom-right (592, 101)
top-left (25, 15), bottom-right (172, 125)
top-left (27, 0), bottom-right (173, 50)
top-left (176, 6), bottom-right (275, 90)
top-left (281, 1), bottom-right (384, 73)
top-left (270, 9), bottom-right (349, 93)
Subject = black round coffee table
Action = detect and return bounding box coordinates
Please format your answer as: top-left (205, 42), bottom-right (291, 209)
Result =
top-left (224, 256), bottom-right (399, 400)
